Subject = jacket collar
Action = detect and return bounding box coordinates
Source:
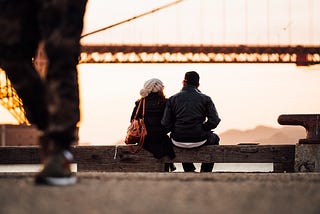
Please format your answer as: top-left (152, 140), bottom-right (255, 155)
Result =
top-left (182, 85), bottom-right (198, 91)
top-left (181, 85), bottom-right (202, 94)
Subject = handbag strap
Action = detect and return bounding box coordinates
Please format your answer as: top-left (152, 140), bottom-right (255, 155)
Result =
top-left (142, 98), bottom-right (145, 118)
top-left (134, 98), bottom-right (145, 119)
top-left (129, 131), bottom-right (146, 153)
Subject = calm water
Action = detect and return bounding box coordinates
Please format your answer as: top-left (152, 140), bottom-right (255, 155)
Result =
top-left (0, 163), bottom-right (273, 173)
top-left (77, 63), bottom-right (320, 145)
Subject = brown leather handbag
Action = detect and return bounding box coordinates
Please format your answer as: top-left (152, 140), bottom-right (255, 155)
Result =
top-left (125, 98), bottom-right (147, 153)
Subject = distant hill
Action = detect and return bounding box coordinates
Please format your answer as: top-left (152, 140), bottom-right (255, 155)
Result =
top-left (219, 125), bottom-right (306, 145)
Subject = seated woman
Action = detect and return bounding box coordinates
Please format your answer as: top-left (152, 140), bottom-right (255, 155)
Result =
top-left (130, 78), bottom-right (176, 171)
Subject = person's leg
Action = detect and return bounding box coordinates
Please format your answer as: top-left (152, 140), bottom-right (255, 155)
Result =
top-left (37, 0), bottom-right (87, 152)
top-left (0, 0), bottom-right (47, 130)
top-left (182, 163), bottom-right (196, 172)
top-left (164, 136), bottom-right (176, 171)
top-left (164, 163), bottom-right (176, 172)
top-left (200, 163), bottom-right (214, 172)
top-left (169, 163), bottom-right (176, 172)
top-left (34, 0), bottom-right (87, 185)
top-left (1, 59), bottom-right (47, 129)
top-left (200, 132), bottom-right (220, 172)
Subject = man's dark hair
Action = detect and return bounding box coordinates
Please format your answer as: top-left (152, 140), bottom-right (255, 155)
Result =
top-left (184, 71), bottom-right (200, 86)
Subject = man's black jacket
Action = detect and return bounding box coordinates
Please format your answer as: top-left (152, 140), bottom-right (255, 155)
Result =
top-left (161, 85), bottom-right (221, 142)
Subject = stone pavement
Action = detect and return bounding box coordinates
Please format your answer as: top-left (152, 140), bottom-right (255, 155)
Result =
top-left (1, 172), bottom-right (320, 214)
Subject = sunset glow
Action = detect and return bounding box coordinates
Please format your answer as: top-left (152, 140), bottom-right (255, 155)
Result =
top-left (0, 0), bottom-right (319, 145)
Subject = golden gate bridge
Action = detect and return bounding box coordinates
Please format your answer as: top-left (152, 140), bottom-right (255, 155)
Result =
top-left (80, 44), bottom-right (319, 66)
top-left (1, 0), bottom-right (320, 123)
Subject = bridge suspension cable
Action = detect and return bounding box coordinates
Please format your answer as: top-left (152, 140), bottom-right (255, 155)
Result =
top-left (80, 0), bottom-right (184, 39)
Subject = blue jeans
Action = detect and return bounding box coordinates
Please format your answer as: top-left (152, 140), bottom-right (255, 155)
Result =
top-left (182, 132), bottom-right (220, 172)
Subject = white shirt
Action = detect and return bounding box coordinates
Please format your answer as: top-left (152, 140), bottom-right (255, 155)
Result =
top-left (171, 138), bottom-right (207, 148)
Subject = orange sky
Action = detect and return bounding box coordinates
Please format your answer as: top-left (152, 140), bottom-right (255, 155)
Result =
top-left (0, 0), bottom-right (319, 145)
top-left (81, 0), bottom-right (320, 45)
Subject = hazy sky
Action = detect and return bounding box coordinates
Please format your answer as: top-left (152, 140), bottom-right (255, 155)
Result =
top-left (81, 0), bottom-right (320, 45)
top-left (0, 0), bottom-right (319, 145)
top-left (75, 63), bottom-right (320, 145)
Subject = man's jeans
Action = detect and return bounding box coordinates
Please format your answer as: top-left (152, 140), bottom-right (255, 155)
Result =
top-left (182, 132), bottom-right (220, 172)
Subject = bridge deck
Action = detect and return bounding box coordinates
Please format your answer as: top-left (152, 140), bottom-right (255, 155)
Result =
top-left (80, 44), bottom-right (320, 65)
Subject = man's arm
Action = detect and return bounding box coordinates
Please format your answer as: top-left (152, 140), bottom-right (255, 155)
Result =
top-left (161, 99), bottom-right (174, 131)
top-left (203, 97), bottom-right (221, 131)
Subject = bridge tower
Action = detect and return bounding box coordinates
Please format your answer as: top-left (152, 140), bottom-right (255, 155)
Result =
top-left (0, 68), bottom-right (28, 124)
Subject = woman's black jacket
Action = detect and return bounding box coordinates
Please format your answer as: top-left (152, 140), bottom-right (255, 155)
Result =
top-left (130, 92), bottom-right (175, 159)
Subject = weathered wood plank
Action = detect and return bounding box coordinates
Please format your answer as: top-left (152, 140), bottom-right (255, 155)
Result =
top-left (0, 146), bottom-right (41, 164)
top-left (167, 145), bottom-right (295, 163)
top-left (0, 145), bottom-right (295, 172)
top-left (274, 162), bottom-right (295, 173)
top-left (75, 146), bottom-right (165, 172)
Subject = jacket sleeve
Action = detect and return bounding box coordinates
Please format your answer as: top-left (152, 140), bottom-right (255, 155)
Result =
top-left (161, 99), bottom-right (174, 131)
top-left (203, 97), bottom-right (221, 131)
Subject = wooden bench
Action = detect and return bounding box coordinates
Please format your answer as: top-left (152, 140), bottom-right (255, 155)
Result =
top-left (0, 144), bottom-right (295, 172)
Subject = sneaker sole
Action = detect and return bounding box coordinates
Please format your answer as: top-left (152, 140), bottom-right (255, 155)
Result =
top-left (46, 176), bottom-right (77, 186)
top-left (35, 176), bottom-right (77, 186)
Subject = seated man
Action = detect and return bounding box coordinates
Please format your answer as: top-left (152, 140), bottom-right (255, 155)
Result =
top-left (161, 71), bottom-right (221, 172)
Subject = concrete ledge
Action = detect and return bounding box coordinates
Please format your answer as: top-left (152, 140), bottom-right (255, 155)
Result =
top-left (1, 172), bottom-right (320, 214)
top-left (295, 144), bottom-right (320, 172)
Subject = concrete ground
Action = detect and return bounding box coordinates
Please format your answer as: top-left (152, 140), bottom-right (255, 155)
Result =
top-left (1, 172), bottom-right (320, 214)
